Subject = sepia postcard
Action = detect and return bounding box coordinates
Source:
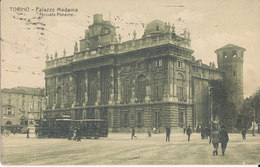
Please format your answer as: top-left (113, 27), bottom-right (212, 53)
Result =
top-left (1, 0), bottom-right (260, 165)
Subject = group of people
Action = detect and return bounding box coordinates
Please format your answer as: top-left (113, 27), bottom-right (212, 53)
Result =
top-left (131, 124), bottom-right (230, 156)
top-left (68, 127), bottom-right (82, 141)
top-left (210, 125), bottom-right (229, 156)
top-left (200, 126), bottom-right (211, 139)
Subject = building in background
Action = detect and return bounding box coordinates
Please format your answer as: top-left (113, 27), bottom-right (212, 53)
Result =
top-left (1, 87), bottom-right (45, 131)
top-left (43, 14), bottom-right (245, 132)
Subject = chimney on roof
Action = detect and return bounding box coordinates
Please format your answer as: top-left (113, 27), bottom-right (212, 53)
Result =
top-left (93, 14), bottom-right (103, 23)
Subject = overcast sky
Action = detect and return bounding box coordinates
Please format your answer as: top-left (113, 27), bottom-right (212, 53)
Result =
top-left (1, 0), bottom-right (260, 97)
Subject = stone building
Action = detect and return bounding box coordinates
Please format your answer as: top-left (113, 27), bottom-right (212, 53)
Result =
top-left (43, 14), bottom-right (245, 132)
top-left (1, 87), bottom-right (45, 129)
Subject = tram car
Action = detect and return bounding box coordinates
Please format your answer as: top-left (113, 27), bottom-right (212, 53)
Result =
top-left (37, 118), bottom-right (108, 139)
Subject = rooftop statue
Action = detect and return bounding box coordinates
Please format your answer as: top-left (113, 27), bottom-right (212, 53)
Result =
top-left (46, 54), bottom-right (49, 61)
top-left (63, 49), bottom-right (66, 57)
top-left (133, 30), bottom-right (137, 39)
top-left (118, 34), bottom-right (122, 43)
top-left (172, 23), bottom-right (175, 34)
top-left (55, 51), bottom-right (58, 59)
top-left (74, 41), bottom-right (78, 53)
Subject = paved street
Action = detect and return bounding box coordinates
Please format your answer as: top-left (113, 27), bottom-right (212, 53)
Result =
top-left (1, 132), bottom-right (260, 165)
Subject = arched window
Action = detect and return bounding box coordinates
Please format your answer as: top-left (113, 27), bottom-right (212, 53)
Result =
top-left (38, 101), bottom-right (41, 111)
top-left (156, 23), bottom-right (159, 31)
top-left (152, 74), bottom-right (163, 101)
top-left (136, 75), bottom-right (146, 102)
top-left (176, 73), bottom-right (184, 101)
top-left (101, 69), bottom-right (110, 104)
top-left (57, 86), bottom-right (62, 108)
top-left (49, 89), bottom-right (53, 108)
top-left (22, 99), bottom-right (25, 109)
top-left (88, 71), bottom-right (97, 105)
top-left (5, 121), bottom-right (12, 125)
top-left (223, 51), bottom-right (227, 58)
top-left (63, 86), bottom-right (69, 107)
top-left (232, 50), bottom-right (237, 58)
top-left (123, 78), bottom-right (132, 104)
top-left (68, 86), bottom-right (74, 106)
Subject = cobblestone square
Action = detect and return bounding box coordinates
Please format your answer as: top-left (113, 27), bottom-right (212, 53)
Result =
top-left (1, 133), bottom-right (260, 165)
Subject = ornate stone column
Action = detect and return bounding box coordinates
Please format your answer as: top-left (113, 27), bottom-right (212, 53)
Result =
top-left (95, 108), bottom-right (100, 119)
top-left (95, 69), bottom-right (101, 105)
top-left (117, 68), bottom-right (122, 103)
top-left (85, 71), bottom-right (88, 103)
top-left (131, 78), bottom-right (136, 103)
top-left (109, 67), bottom-right (115, 104)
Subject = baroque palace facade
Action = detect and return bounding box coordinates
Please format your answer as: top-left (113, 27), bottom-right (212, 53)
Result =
top-left (43, 14), bottom-right (245, 132)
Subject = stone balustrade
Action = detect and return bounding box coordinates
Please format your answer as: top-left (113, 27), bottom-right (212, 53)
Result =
top-left (45, 33), bottom-right (191, 69)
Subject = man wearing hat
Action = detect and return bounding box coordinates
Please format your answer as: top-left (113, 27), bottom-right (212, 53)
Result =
top-left (219, 125), bottom-right (229, 156)
top-left (186, 125), bottom-right (192, 142)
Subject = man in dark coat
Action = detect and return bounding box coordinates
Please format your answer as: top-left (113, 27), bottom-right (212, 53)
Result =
top-left (201, 126), bottom-right (205, 139)
top-left (26, 128), bottom-right (30, 138)
top-left (166, 126), bottom-right (170, 142)
top-left (76, 127), bottom-right (81, 142)
top-left (131, 127), bottom-right (137, 139)
top-left (186, 126), bottom-right (192, 142)
top-left (147, 129), bottom-right (151, 138)
top-left (241, 128), bottom-right (247, 140)
top-left (211, 127), bottom-right (220, 156)
top-left (219, 125), bottom-right (229, 156)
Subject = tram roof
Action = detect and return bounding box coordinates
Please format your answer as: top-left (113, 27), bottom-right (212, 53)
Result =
top-left (55, 119), bottom-right (106, 122)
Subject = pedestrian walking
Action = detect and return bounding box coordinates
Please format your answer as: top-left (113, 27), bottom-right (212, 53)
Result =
top-left (205, 127), bottom-right (211, 139)
top-left (219, 125), bottom-right (229, 156)
top-left (252, 126), bottom-right (255, 136)
top-left (73, 128), bottom-right (77, 140)
top-left (201, 126), bottom-right (205, 139)
top-left (241, 128), bottom-right (247, 140)
top-left (68, 127), bottom-right (73, 140)
top-left (166, 126), bottom-right (170, 142)
top-left (210, 126), bottom-right (220, 156)
top-left (183, 127), bottom-right (186, 134)
top-left (147, 129), bottom-right (151, 138)
top-left (76, 128), bottom-right (81, 142)
top-left (186, 126), bottom-right (192, 142)
top-left (26, 128), bottom-right (30, 138)
top-left (35, 127), bottom-right (38, 136)
top-left (131, 127), bottom-right (137, 139)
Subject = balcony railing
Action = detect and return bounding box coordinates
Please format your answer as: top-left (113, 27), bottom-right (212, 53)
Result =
top-left (45, 33), bottom-right (191, 69)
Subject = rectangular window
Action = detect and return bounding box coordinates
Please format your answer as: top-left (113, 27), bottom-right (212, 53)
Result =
top-left (177, 87), bottom-right (184, 100)
top-left (233, 71), bottom-right (236, 76)
top-left (7, 107), bottom-right (12, 116)
top-left (123, 85), bottom-right (131, 104)
top-left (180, 112), bottom-right (184, 125)
top-left (123, 112), bottom-right (129, 127)
top-left (22, 100), bottom-right (25, 107)
top-left (155, 60), bottom-right (162, 67)
top-left (178, 61), bottom-right (183, 68)
top-left (124, 66), bottom-right (131, 72)
top-left (155, 111), bottom-right (160, 128)
top-left (137, 112), bottom-right (142, 124)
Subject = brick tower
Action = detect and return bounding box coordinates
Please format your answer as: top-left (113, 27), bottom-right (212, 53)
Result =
top-left (215, 44), bottom-right (246, 110)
